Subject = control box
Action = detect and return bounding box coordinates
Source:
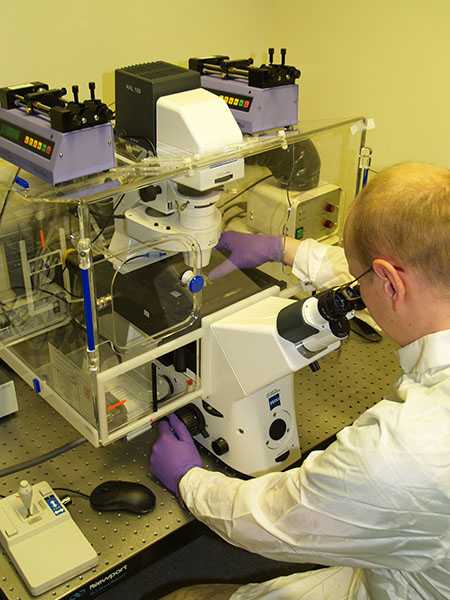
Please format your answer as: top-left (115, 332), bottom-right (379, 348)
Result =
top-left (246, 179), bottom-right (343, 243)
top-left (0, 481), bottom-right (98, 595)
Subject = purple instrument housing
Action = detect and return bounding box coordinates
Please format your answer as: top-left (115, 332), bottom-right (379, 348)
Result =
top-left (0, 106), bottom-right (115, 185)
top-left (200, 75), bottom-right (299, 134)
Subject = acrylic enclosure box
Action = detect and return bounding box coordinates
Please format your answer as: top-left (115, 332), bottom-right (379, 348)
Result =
top-left (0, 118), bottom-right (369, 446)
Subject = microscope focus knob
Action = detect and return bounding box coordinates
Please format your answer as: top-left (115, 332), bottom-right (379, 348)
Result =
top-left (211, 437), bottom-right (229, 456)
top-left (175, 404), bottom-right (208, 438)
top-left (189, 275), bottom-right (204, 293)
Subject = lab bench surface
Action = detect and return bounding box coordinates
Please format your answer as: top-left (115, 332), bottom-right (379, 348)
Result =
top-left (0, 331), bottom-right (400, 600)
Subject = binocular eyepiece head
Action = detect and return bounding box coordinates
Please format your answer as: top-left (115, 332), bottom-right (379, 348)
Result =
top-left (317, 284), bottom-right (365, 322)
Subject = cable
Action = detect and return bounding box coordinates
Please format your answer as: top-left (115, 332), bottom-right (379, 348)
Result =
top-left (218, 174), bottom-right (273, 211)
top-left (0, 438), bottom-right (87, 478)
top-left (116, 133), bottom-right (156, 156)
top-left (91, 193), bottom-right (125, 245)
top-left (9, 285), bottom-right (80, 303)
top-left (54, 278), bottom-right (84, 300)
top-left (222, 205), bottom-right (246, 227)
top-left (53, 487), bottom-right (91, 499)
top-left (0, 193), bottom-right (10, 226)
top-left (279, 143), bottom-right (309, 261)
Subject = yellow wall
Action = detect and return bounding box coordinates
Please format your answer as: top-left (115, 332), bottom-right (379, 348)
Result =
top-left (269, 0), bottom-right (450, 169)
top-left (1, 0), bottom-right (449, 169)
top-left (0, 0), bottom-right (272, 103)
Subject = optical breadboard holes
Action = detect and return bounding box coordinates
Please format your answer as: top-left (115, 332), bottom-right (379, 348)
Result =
top-left (295, 335), bottom-right (399, 446)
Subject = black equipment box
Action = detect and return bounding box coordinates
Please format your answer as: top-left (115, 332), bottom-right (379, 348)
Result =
top-left (114, 61), bottom-right (200, 151)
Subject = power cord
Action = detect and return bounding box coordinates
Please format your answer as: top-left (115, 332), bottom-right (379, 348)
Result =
top-left (0, 438), bottom-right (88, 478)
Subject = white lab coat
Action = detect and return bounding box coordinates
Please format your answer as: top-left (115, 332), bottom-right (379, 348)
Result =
top-left (179, 240), bottom-right (450, 599)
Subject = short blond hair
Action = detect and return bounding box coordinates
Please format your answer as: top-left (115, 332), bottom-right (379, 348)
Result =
top-left (348, 162), bottom-right (450, 288)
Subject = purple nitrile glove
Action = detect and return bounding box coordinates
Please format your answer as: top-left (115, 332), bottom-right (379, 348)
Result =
top-left (208, 232), bottom-right (284, 281)
top-left (150, 413), bottom-right (202, 495)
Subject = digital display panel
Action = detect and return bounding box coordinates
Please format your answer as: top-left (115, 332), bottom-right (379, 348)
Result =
top-left (0, 119), bottom-right (54, 159)
top-left (0, 122), bottom-right (20, 141)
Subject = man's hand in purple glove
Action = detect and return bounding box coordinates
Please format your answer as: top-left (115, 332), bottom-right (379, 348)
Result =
top-left (150, 413), bottom-right (202, 495)
top-left (208, 231), bottom-right (284, 281)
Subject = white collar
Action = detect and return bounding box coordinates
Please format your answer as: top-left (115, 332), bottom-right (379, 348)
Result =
top-left (397, 329), bottom-right (450, 374)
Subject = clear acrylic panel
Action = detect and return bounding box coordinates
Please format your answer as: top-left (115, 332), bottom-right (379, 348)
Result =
top-left (0, 117), bottom-right (368, 445)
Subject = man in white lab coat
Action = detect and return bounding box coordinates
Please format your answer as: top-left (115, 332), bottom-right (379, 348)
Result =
top-left (150, 162), bottom-right (450, 599)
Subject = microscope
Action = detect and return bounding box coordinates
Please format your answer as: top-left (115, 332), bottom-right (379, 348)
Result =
top-left (106, 60), bottom-right (363, 476)
top-left (0, 59), bottom-right (366, 479)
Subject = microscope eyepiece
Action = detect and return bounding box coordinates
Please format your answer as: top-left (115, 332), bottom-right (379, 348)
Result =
top-left (276, 281), bottom-right (366, 355)
top-left (317, 283), bottom-right (365, 322)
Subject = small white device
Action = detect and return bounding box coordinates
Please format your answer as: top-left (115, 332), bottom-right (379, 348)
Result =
top-left (0, 480), bottom-right (98, 595)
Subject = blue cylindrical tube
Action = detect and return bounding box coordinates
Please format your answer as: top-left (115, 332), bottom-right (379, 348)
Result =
top-left (81, 268), bottom-right (95, 351)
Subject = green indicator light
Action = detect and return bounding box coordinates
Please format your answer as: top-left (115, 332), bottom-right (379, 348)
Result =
top-left (42, 144), bottom-right (47, 152)
top-left (295, 227), bottom-right (304, 240)
top-left (238, 99), bottom-right (244, 106)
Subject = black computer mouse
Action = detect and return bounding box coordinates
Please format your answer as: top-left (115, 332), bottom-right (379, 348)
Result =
top-left (90, 480), bottom-right (156, 514)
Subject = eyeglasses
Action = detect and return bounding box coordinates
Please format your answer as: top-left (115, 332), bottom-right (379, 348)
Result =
top-left (335, 266), bottom-right (372, 307)
top-left (346, 266), bottom-right (373, 288)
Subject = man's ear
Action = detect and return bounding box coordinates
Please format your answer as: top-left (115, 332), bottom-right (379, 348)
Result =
top-left (372, 259), bottom-right (406, 309)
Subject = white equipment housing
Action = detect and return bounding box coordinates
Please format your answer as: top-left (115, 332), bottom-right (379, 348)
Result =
top-left (247, 179), bottom-right (343, 244)
top-left (157, 88), bottom-right (244, 190)
top-left (0, 364), bottom-right (18, 417)
top-left (191, 292), bottom-right (349, 476)
top-left (110, 88), bottom-right (245, 270)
